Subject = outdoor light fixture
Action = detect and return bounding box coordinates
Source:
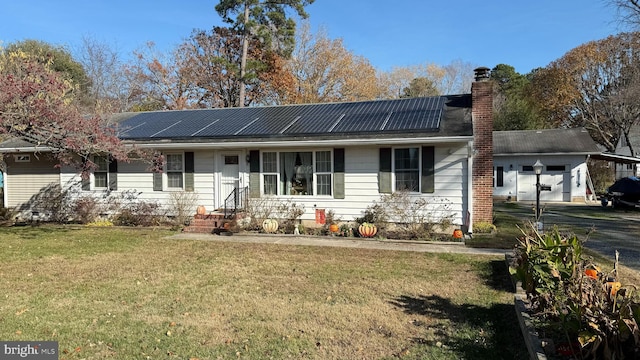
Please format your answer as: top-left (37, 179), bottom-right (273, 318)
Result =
top-left (533, 160), bottom-right (544, 175)
top-left (533, 159), bottom-right (551, 228)
top-left (534, 159), bottom-right (543, 226)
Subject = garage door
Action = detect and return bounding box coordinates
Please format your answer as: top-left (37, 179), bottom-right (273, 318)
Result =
top-left (517, 165), bottom-right (570, 202)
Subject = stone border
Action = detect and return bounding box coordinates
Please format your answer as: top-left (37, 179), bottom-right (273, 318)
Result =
top-left (506, 254), bottom-right (548, 360)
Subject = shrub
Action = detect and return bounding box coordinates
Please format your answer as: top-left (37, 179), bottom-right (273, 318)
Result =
top-left (275, 200), bottom-right (305, 234)
top-left (86, 219), bottom-right (114, 227)
top-left (243, 197), bottom-right (304, 233)
top-left (511, 225), bottom-right (640, 359)
top-left (473, 221), bottom-right (496, 234)
top-left (357, 190), bottom-right (454, 240)
top-left (73, 196), bottom-right (104, 224)
top-left (0, 207), bottom-right (16, 226)
top-left (112, 201), bottom-right (164, 227)
top-left (169, 191), bottom-right (199, 226)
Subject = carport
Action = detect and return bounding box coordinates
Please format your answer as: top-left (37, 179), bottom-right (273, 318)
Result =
top-left (589, 152), bottom-right (640, 179)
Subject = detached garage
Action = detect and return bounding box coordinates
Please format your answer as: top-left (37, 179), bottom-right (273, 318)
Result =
top-left (493, 128), bottom-right (601, 203)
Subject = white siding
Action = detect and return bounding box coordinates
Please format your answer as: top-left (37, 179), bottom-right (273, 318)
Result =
top-left (51, 144), bottom-right (470, 225)
top-left (494, 155), bottom-right (589, 202)
top-left (60, 150), bottom-right (216, 216)
top-left (5, 153), bottom-right (60, 209)
top-left (247, 144), bottom-right (469, 226)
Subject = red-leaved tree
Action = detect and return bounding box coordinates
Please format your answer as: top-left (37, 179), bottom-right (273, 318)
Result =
top-left (0, 52), bottom-right (129, 176)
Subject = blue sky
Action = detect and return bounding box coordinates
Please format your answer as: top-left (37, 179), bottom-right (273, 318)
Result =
top-left (0, 0), bottom-right (623, 74)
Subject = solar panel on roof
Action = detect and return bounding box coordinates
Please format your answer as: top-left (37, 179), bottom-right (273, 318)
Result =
top-left (333, 113), bottom-right (387, 133)
top-left (284, 114), bottom-right (344, 134)
top-left (115, 95), bottom-right (449, 140)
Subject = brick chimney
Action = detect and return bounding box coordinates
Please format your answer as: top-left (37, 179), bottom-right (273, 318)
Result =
top-left (471, 67), bottom-right (493, 224)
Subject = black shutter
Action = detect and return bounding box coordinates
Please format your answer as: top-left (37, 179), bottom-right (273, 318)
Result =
top-left (421, 146), bottom-right (435, 193)
top-left (378, 148), bottom-right (392, 194)
top-left (248, 150), bottom-right (260, 198)
top-left (184, 152), bottom-right (194, 192)
top-left (333, 148), bottom-right (345, 199)
top-left (81, 157), bottom-right (90, 191)
top-left (108, 158), bottom-right (118, 191)
top-left (153, 156), bottom-right (163, 192)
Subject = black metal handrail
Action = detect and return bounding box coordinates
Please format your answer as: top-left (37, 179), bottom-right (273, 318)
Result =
top-left (223, 186), bottom-right (248, 219)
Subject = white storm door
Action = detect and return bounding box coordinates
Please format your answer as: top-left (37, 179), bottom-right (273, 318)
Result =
top-left (221, 154), bottom-right (240, 199)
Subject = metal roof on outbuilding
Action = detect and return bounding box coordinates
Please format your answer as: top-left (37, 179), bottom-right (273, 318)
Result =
top-left (493, 128), bottom-right (601, 155)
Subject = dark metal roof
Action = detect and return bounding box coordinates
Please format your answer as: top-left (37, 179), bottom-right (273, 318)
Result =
top-left (116, 95), bottom-right (472, 142)
top-left (493, 128), bottom-right (601, 155)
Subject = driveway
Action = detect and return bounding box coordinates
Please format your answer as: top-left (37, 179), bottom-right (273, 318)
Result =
top-left (497, 201), bottom-right (640, 271)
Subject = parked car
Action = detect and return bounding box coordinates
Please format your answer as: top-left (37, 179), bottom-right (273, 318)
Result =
top-left (601, 177), bottom-right (640, 208)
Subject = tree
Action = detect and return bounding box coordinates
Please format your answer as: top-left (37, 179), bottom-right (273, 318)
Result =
top-left (0, 50), bottom-right (129, 174)
top-left (5, 39), bottom-right (91, 106)
top-left (609, 0), bottom-right (640, 28)
top-left (490, 64), bottom-right (544, 130)
top-left (215, 0), bottom-right (314, 107)
top-left (530, 32), bottom-right (640, 155)
top-left (377, 60), bottom-right (476, 100)
top-left (126, 42), bottom-right (194, 111)
top-left (77, 36), bottom-right (133, 114)
top-left (401, 77), bottom-right (439, 98)
top-left (282, 23), bottom-right (380, 104)
top-left (178, 26), bottom-right (290, 107)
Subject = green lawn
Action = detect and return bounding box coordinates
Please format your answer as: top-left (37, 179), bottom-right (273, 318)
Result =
top-left (0, 226), bottom-right (526, 359)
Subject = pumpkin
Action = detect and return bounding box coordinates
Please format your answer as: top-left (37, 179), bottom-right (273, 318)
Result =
top-left (329, 224), bottom-right (339, 233)
top-left (358, 223), bottom-right (377, 238)
top-left (607, 281), bottom-right (622, 297)
top-left (196, 205), bottom-right (206, 215)
top-left (452, 229), bottom-right (463, 239)
top-left (262, 219), bottom-right (279, 233)
top-left (585, 269), bottom-right (598, 279)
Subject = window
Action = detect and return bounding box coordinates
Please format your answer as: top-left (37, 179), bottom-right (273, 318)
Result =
top-left (94, 156), bottom-right (108, 188)
top-left (495, 166), bottom-right (504, 187)
top-left (262, 152), bottom-right (278, 195)
top-left (14, 154), bottom-right (30, 162)
top-left (281, 152), bottom-right (313, 195)
top-left (316, 151), bottom-right (332, 196)
top-left (165, 154), bottom-right (184, 188)
top-left (547, 165), bottom-right (566, 172)
top-left (394, 148), bottom-right (420, 192)
top-left (260, 151), bottom-right (332, 196)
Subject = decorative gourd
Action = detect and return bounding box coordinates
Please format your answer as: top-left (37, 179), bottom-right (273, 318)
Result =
top-left (358, 223), bottom-right (377, 238)
top-left (584, 269), bottom-right (598, 279)
top-left (262, 219), bottom-right (279, 233)
top-left (196, 205), bottom-right (206, 215)
top-left (329, 224), bottom-right (339, 233)
top-left (452, 229), bottom-right (463, 239)
top-left (607, 281), bottom-right (622, 297)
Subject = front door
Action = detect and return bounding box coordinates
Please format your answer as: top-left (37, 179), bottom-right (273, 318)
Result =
top-left (220, 154), bottom-right (241, 208)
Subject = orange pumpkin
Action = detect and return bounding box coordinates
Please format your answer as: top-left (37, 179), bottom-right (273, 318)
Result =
top-left (196, 205), bottom-right (206, 215)
top-left (452, 229), bottom-right (463, 239)
top-left (585, 269), bottom-right (598, 279)
top-left (329, 224), bottom-right (339, 233)
top-left (358, 223), bottom-right (377, 238)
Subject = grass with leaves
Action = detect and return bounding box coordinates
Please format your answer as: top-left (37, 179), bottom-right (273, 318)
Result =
top-left (0, 226), bottom-right (526, 359)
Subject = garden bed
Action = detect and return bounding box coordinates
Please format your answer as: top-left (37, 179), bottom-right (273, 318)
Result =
top-left (509, 227), bottom-right (640, 359)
